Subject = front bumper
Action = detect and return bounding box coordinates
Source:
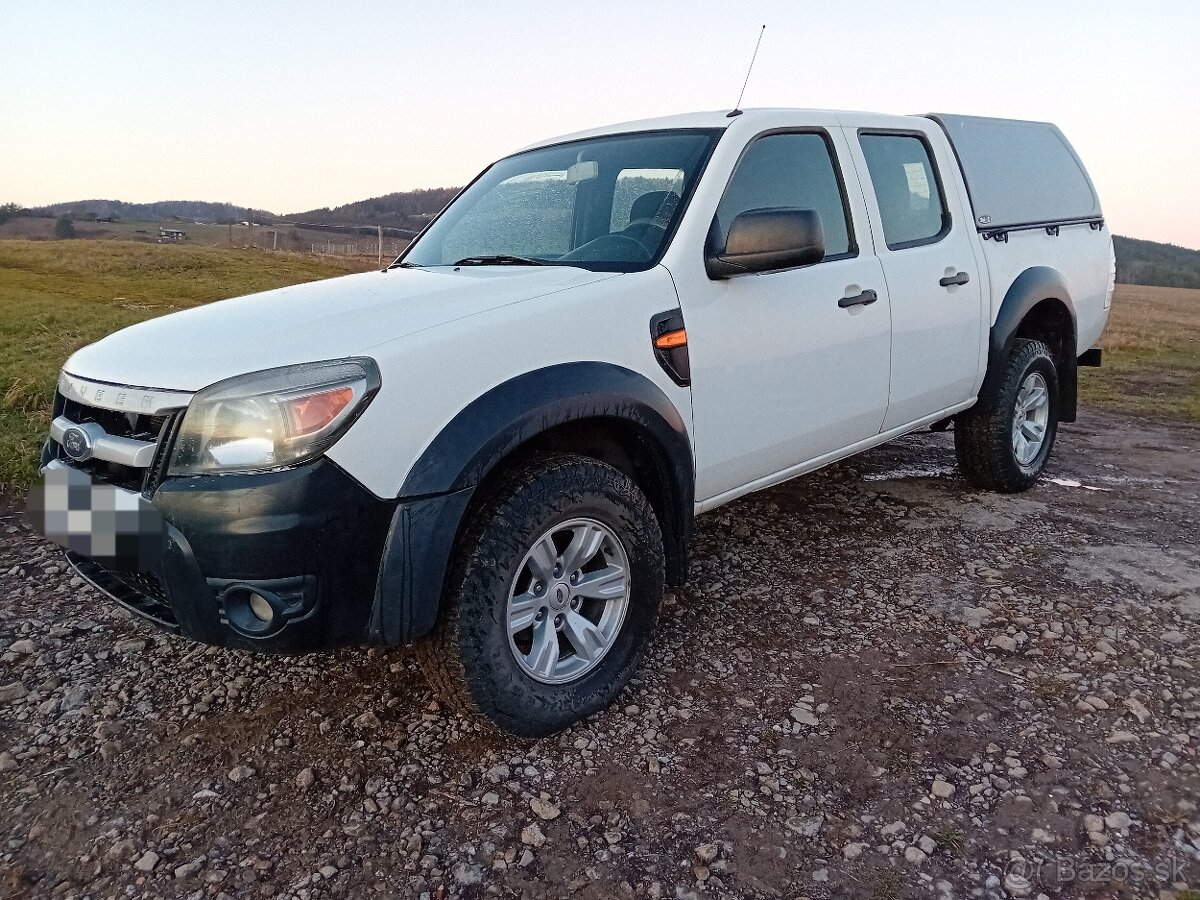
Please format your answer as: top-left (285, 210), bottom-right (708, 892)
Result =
top-left (34, 459), bottom-right (400, 652)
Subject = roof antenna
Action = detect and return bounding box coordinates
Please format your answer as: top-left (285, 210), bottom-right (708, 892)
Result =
top-left (728, 25), bottom-right (766, 118)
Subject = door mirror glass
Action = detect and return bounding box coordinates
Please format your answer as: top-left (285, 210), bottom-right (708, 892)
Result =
top-left (705, 207), bottom-right (825, 279)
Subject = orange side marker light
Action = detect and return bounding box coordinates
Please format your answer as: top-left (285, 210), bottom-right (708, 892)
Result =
top-left (653, 328), bottom-right (687, 350)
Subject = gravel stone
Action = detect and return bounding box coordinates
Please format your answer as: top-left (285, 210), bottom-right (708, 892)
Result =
top-left (0, 682), bottom-right (27, 703)
top-left (529, 797), bottom-right (561, 821)
top-left (521, 824), bottom-right (546, 847)
top-left (452, 861), bottom-right (485, 885)
top-left (988, 635), bottom-right (1019, 653)
top-left (1104, 811), bottom-right (1131, 831)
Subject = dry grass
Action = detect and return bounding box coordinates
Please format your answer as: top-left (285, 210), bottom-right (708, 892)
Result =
top-left (1080, 284), bottom-right (1200, 422)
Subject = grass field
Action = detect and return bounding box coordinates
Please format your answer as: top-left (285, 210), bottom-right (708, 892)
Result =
top-left (0, 239), bottom-right (1196, 489)
top-left (0, 240), bottom-right (371, 487)
top-left (1079, 283), bottom-right (1200, 422)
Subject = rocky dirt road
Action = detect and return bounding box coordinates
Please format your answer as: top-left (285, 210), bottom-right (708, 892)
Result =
top-left (1, 411), bottom-right (1198, 900)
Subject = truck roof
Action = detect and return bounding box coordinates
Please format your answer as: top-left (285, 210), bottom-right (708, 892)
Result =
top-left (519, 108), bottom-right (927, 151)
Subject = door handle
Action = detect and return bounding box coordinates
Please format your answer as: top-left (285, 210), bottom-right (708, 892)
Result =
top-left (838, 289), bottom-right (878, 309)
top-left (939, 271), bottom-right (971, 287)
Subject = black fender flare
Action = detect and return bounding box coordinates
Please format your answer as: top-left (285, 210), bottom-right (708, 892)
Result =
top-left (369, 362), bottom-right (694, 644)
top-left (977, 267), bottom-right (1079, 420)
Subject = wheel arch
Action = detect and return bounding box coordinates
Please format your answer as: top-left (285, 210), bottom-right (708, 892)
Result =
top-left (980, 267), bottom-right (1079, 421)
top-left (370, 363), bottom-right (694, 644)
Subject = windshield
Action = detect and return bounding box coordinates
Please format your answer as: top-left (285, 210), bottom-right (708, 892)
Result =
top-left (400, 129), bottom-right (722, 272)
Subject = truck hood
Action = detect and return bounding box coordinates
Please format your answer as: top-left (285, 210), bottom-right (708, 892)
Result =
top-left (64, 266), bottom-right (618, 392)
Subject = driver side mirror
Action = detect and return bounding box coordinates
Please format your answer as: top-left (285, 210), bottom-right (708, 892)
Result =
top-left (705, 208), bottom-right (825, 279)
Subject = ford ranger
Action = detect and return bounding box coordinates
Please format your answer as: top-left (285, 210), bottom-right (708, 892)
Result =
top-left (28, 109), bottom-right (1113, 735)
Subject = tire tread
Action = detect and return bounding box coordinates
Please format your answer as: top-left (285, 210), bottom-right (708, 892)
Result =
top-left (413, 453), bottom-right (663, 736)
top-left (955, 338), bottom-right (1058, 493)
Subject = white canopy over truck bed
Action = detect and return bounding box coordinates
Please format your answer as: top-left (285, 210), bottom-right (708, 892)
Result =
top-left (928, 113), bottom-right (1103, 234)
top-left (926, 112), bottom-right (1112, 363)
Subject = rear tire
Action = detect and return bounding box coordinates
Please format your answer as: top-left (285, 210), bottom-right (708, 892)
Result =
top-left (955, 338), bottom-right (1059, 493)
top-left (414, 453), bottom-right (664, 736)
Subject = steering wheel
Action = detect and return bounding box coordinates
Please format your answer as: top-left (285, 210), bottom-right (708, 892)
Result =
top-left (560, 233), bottom-right (652, 263)
top-left (619, 220), bottom-right (667, 255)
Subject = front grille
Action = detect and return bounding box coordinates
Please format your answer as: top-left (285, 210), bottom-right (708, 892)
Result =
top-left (118, 570), bottom-right (170, 605)
top-left (57, 395), bottom-right (167, 442)
top-left (49, 392), bottom-right (182, 494)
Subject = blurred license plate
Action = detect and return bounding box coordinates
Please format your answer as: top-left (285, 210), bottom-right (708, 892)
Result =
top-left (26, 466), bottom-right (165, 572)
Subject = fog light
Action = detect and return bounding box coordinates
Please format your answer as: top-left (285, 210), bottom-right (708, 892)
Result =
top-left (249, 592), bottom-right (274, 623)
top-left (221, 584), bottom-right (282, 637)
top-left (212, 575), bottom-right (316, 640)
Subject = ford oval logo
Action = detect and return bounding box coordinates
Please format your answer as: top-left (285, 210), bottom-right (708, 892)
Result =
top-left (61, 426), bottom-right (94, 461)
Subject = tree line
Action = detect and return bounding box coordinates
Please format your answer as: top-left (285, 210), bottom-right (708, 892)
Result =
top-left (1113, 236), bottom-right (1200, 290)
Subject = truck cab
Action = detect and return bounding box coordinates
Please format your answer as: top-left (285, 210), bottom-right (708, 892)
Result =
top-left (30, 108), bottom-right (1113, 735)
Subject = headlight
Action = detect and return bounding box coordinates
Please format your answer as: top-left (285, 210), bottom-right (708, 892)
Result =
top-left (167, 358), bottom-right (380, 476)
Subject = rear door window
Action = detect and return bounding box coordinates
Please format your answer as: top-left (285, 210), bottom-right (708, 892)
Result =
top-left (858, 133), bottom-right (950, 250)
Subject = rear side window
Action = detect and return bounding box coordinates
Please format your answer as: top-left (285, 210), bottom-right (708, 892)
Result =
top-left (715, 132), bottom-right (854, 259)
top-left (859, 133), bottom-right (949, 250)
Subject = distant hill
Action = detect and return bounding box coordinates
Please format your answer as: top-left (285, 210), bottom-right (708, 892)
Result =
top-left (35, 199), bottom-right (271, 225)
top-left (1114, 236), bottom-right (1200, 290)
top-left (287, 187), bottom-right (460, 231)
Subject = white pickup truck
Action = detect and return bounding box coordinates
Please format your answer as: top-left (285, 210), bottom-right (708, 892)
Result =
top-left (30, 108), bottom-right (1113, 735)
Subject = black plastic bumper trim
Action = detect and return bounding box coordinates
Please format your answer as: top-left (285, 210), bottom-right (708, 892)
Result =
top-left (67, 551), bottom-right (180, 632)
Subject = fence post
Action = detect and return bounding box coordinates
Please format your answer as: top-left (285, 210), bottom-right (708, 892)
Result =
top-left (377, 226), bottom-right (383, 267)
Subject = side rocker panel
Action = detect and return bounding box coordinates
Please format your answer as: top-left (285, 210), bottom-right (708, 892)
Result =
top-left (369, 362), bottom-right (694, 644)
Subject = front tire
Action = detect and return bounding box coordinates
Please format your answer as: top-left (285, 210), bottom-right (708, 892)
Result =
top-left (955, 338), bottom-right (1060, 493)
top-left (414, 454), bottom-right (664, 736)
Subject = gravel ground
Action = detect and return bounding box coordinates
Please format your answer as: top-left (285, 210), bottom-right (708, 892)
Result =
top-left (1, 410), bottom-right (1198, 900)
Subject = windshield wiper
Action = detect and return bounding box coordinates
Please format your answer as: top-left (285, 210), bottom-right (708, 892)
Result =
top-left (388, 260), bottom-right (423, 269)
top-left (453, 255), bottom-right (550, 266)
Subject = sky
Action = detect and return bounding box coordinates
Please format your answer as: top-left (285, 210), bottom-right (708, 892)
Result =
top-left (2, 1), bottom-right (1198, 248)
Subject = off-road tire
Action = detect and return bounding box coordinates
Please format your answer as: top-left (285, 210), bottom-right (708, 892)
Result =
top-left (955, 338), bottom-right (1060, 493)
top-left (414, 453), bottom-right (664, 736)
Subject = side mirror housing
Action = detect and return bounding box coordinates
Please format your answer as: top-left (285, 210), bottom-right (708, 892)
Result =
top-left (705, 208), bottom-right (825, 279)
